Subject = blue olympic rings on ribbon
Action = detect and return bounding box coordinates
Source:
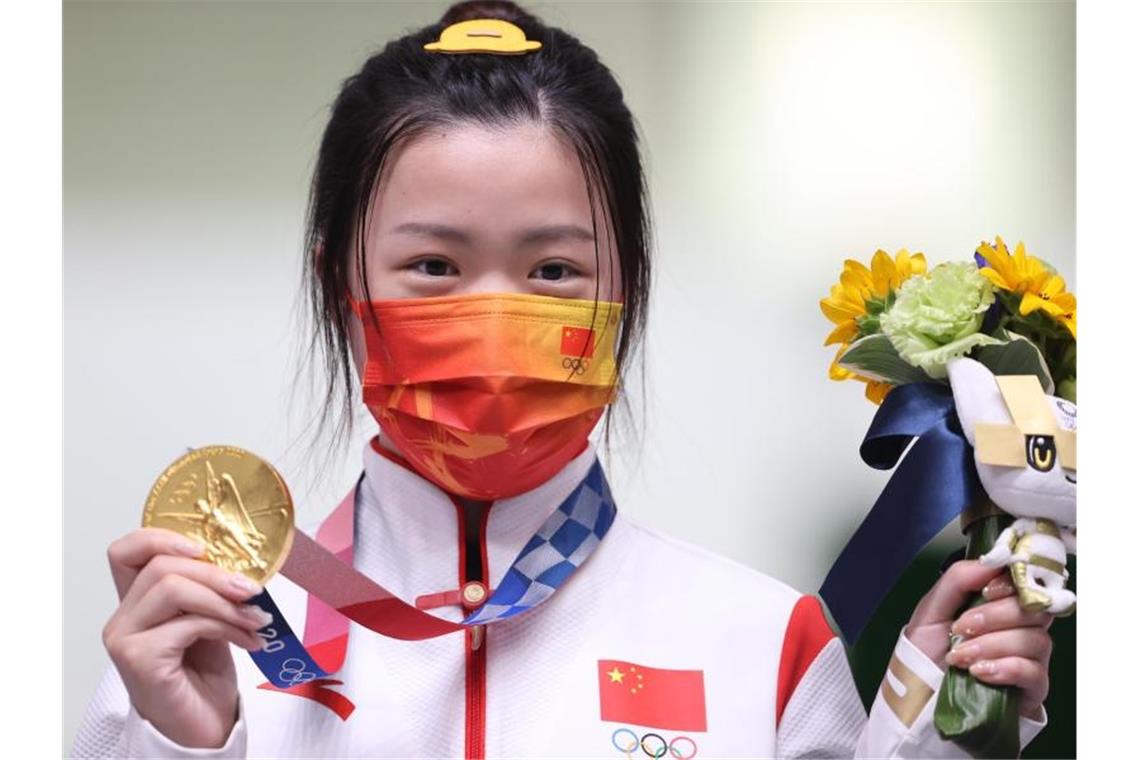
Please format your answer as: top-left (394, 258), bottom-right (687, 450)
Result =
top-left (611, 727), bottom-right (698, 759)
top-left (245, 589), bottom-right (331, 688)
top-left (819, 382), bottom-right (985, 643)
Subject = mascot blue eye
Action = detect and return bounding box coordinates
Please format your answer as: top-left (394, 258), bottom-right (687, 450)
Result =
top-left (1025, 435), bottom-right (1056, 472)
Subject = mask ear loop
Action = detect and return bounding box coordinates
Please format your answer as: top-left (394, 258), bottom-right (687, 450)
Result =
top-left (346, 294), bottom-right (398, 379)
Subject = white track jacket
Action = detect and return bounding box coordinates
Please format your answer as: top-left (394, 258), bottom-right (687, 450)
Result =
top-left (73, 440), bottom-right (1046, 758)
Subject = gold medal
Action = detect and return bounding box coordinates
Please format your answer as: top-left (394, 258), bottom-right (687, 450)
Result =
top-left (143, 445), bottom-right (295, 585)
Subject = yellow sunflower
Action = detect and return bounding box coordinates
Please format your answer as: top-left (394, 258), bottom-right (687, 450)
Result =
top-left (820, 248), bottom-right (927, 345)
top-left (821, 248), bottom-right (927, 403)
top-left (976, 236), bottom-right (1076, 339)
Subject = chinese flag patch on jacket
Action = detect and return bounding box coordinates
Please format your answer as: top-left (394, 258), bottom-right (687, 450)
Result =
top-left (597, 659), bottom-right (707, 731)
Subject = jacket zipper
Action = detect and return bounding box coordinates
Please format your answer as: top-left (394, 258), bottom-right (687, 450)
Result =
top-left (454, 497), bottom-right (491, 760)
top-left (371, 440), bottom-right (492, 757)
top-left (465, 626), bottom-right (487, 760)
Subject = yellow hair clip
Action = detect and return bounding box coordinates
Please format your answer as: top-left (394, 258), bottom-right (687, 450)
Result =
top-left (424, 18), bottom-right (542, 55)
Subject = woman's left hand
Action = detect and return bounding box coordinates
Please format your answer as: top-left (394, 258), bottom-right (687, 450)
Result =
top-left (905, 559), bottom-right (1053, 720)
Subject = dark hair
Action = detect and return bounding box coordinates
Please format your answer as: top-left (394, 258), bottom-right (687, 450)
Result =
top-left (300, 0), bottom-right (652, 463)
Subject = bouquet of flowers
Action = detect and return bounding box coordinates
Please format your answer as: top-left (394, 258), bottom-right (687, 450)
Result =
top-left (821, 238), bottom-right (1075, 405)
top-left (818, 237), bottom-right (1076, 757)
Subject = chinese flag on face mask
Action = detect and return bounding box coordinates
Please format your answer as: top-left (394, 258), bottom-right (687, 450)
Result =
top-left (561, 325), bottom-right (596, 357)
top-left (597, 659), bottom-right (707, 731)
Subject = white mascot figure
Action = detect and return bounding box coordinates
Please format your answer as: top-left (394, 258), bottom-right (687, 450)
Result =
top-left (946, 357), bottom-right (1076, 616)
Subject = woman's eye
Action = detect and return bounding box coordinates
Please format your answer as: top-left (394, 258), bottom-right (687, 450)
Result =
top-left (530, 262), bottom-right (578, 281)
top-left (409, 258), bottom-right (458, 277)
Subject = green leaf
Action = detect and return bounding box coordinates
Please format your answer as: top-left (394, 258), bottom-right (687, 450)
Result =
top-left (837, 334), bottom-right (936, 386)
top-left (971, 328), bottom-right (1056, 394)
top-left (1058, 340), bottom-right (1077, 378)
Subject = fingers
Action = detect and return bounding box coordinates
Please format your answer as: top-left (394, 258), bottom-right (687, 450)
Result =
top-left (907, 560), bottom-right (1056, 718)
top-left (911, 560), bottom-right (1005, 626)
top-left (107, 528), bottom-right (206, 600)
top-left (156, 614), bottom-right (267, 654)
top-left (109, 614), bottom-right (266, 668)
top-left (943, 591), bottom-right (1056, 720)
top-left (104, 550), bottom-right (269, 659)
top-left (961, 656), bottom-right (1050, 716)
top-left (950, 595), bottom-right (1054, 638)
top-left (980, 573), bottom-right (1016, 601)
top-left (122, 573), bottom-right (274, 635)
top-left (946, 627), bottom-right (1053, 670)
top-left (121, 553), bottom-right (262, 610)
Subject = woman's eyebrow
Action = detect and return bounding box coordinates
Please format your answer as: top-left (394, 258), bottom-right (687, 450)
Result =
top-left (390, 221), bottom-right (594, 245)
top-left (517, 224), bottom-right (595, 245)
top-left (391, 221), bottom-right (471, 244)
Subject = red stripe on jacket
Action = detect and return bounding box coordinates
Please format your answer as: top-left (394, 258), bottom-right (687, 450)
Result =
top-left (775, 595), bottom-right (837, 726)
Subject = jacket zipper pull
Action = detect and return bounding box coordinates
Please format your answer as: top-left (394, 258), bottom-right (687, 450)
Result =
top-left (470, 624), bottom-right (485, 651)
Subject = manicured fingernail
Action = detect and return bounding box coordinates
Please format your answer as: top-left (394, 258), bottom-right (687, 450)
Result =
top-left (970, 660), bottom-right (998, 676)
top-left (176, 538), bottom-right (204, 557)
top-left (229, 574), bottom-right (261, 597)
top-left (952, 612), bottom-right (984, 636)
top-left (948, 642), bottom-right (980, 665)
top-left (983, 580), bottom-right (1011, 598)
top-left (241, 605), bottom-right (274, 628)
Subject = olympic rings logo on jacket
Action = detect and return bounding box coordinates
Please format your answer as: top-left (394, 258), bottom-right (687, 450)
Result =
top-left (611, 727), bottom-right (698, 759)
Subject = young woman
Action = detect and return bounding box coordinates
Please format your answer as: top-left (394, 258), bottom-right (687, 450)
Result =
top-left (73, 2), bottom-right (1054, 757)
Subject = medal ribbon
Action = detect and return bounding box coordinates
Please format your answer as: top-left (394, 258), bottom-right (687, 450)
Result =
top-left (246, 456), bottom-right (617, 698)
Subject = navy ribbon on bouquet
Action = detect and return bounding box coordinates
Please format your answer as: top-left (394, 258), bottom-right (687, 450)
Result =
top-left (819, 382), bottom-right (984, 643)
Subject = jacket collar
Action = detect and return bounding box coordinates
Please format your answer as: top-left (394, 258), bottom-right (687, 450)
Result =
top-left (355, 435), bottom-right (600, 619)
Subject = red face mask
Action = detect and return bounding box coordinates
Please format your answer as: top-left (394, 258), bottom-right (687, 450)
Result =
top-left (350, 292), bottom-right (622, 500)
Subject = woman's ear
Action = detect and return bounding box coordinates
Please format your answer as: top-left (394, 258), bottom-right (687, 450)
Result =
top-left (946, 357), bottom-right (1012, 446)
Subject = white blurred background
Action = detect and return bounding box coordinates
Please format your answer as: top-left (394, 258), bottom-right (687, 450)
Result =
top-left (64, 0), bottom-right (1074, 746)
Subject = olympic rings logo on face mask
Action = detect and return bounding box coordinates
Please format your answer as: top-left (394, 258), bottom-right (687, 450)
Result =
top-left (611, 727), bottom-right (698, 759)
top-left (562, 356), bottom-right (589, 375)
top-left (278, 658), bottom-right (318, 686)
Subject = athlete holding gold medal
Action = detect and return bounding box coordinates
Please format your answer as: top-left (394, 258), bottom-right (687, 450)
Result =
top-left (75, 2), bottom-right (1056, 757)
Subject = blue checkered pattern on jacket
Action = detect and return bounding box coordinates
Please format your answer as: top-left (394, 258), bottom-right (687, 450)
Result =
top-left (462, 459), bottom-right (616, 625)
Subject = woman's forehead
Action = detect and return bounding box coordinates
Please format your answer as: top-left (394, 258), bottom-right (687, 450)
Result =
top-left (370, 123), bottom-right (607, 239)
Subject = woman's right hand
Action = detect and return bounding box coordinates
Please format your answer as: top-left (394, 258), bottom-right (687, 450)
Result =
top-left (102, 528), bottom-right (271, 748)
